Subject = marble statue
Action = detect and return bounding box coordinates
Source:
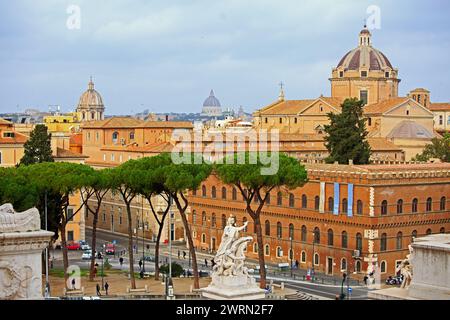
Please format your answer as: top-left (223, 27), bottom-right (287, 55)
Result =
top-left (396, 244), bottom-right (413, 289)
top-left (0, 203), bottom-right (53, 299)
top-left (0, 203), bottom-right (41, 233)
top-left (202, 215), bottom-right (265, 300)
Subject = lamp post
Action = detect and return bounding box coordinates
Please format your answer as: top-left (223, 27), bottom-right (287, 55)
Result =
top-left (141, 197), bottom-right (145, 273)
top-left (311, 231), bottom-right (316, 282)
top-left (166, 195), bottom-right (174, 299)
top-left (101, 244), bottom-right (105, 290)
top-left (44, 190), bottom-right (50, 297)
top-left (289, 236), bottom-right (293, 278)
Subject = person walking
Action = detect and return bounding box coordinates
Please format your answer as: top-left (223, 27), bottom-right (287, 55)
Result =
top-left (178, 250), bottom-right (180, 259)
top-left (295, 260), bottom-right (299, 269)
top-left (204, 258), bottom-right (208, 268)
top-left (211, 258), bottom-right (216, 268)
top-left (71, 278), bottom-right (76, 290)
top-left (119, 257), bottom-right (124, 268)
top-left (138, 259), bottom-right (143, 270)
top-left (183, 251), bottom-right (186, 259)
top-left (96, 283), bottom-right (101, 296)
top-left (104, 282), bottom-right (109, 296)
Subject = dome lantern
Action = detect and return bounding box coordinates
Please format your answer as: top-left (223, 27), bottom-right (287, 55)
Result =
top-left (359, 25), bottom-right (372, 46)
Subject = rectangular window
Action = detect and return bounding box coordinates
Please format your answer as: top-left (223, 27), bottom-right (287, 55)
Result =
top-left (0, 152), bottom-right (2, 164)
top-left (265, 118), bottom-right (268, 124)
top-left (294, 118), bottom-right (298, 124)
top-left (439, 115), bottom-right (443, 125)
top-left (111, 153), bottom-right (115, 161)
top-left (360, 90), bottom-right (368, 105)
top-left (448, 116), bottom-right (450, 125)
top-left (103, 154), bottom-right (106, 161)
top-left (368, 117), bottom-right (372, 126)
top-left (279, 118), bottom-right (282, 124)
top-left (385, 72), bottom-right (390, 78)
top-left (339, 71), bottom-right (344, 78)
top-left (3, 132), bottom-right (15, 138)
top-left (96, 132), bottom-right (99, 141)
top-left (67, 208), bottom-right (74, 221)
top-left (361, 71), bottom-right (368, 77)
top-left (67, 231), bottom-right (74, 242)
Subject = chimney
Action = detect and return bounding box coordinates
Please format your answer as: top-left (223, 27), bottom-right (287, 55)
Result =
top-left (349, 159), bottom-right (354, 165)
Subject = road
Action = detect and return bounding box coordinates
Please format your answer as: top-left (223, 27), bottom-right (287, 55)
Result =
top-left (51, 228), bottom-right (370, 299)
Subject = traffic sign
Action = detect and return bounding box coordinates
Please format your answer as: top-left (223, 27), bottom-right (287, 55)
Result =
top-left (348, 287), bottom-right (352, 293)
top-left (112, 240), bottom-right (117, 245)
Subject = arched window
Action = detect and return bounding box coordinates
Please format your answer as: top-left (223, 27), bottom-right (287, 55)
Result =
top-left (211, 213), bottom-right (216, 227)
top-left (243, 217), bottom-right (247, 232)
top-left (201, 211), bottom-right (207, 226)
top-left (341, 258), bottom-right (347, 271)
top-left (221, 214), bottom-right (226, 229)
top-left (302, 195), bottom-right (307, 209)
top-left (426, 197), bottom-right (432, 212)
top-left (129, 131), bottom-right (135, 140)
top-left (380, 261), bottom-right (386, 273)
top-left (232, 188), bottom-right (237, 200)
top-left (192, 210), bottom-right (197, 224)
top-left (313, 227), bottom-right (320, 244)
top-left (314, 253), bottom-right (319, 266)
top-left (276, 247), bottom-right (283, 257)
top-left (380, 233), bottom-right (387, 252)
top-left (315, 196), bottom-right (320, 210)
top-left (355, 260), bottom-right (361, 273)
top-left (211, 186), bottom-right (216, 199)
top-left (301, 251), bottom-right (306, 263)
top-left (91, 111), bottom-right (95, 120)
top-left (264, 244), bottom-right (270, 256)
top-left (342, 198), bottom-right (348, 213)
top-left (202, 185), bottom-right (206, 197)
top-left (289, 194), bottom-right (295, 208)
top-left (266, 193), bottom-right (271, 205)
top-left (289, 223), bottom-right (294, 240)
top-left (381, 200), bottom-right (388, 215)
top-left (341, 231), bottom-right (348, 248)
top-left (397, 199), bottom-right (403, 214)
top-left (396, 232), bottom-right (403, 250)
top-left (301, 225), bottom-right (307, 242)
top-left (327, 229), bottom-right (334, 246)
top-left (277, 192), bottom-right (283, 206)
top-left (192, 188), bottom-right (197, 196)
top-left (328, 197), bottom-right (334, 212)
top-left (440, 197), bottom-right (446, 211)
top-left (221, 187), bottom-right (227, 199)
top-left (289, 249), bottom-right (294, 260)
top-left (277, 222), bottom-right (282, 239)
top-left (253, 243), bottom-right (258, 253)
top-left (426, 228), bottom-right (432, 235)
top-left (265, 220), bottom-right (270, 236)
top-left (356, 233), bottom-right (362, 251)
top-left (357, 200), bottom-right (363, 215)
top-left (202, 234), bottom-right (206, 243)
top-left (411, 230), bottom-right (417, 241)
top-left (112, 132), bottom-right (119, 144)
top-left (412, 198), bottom-right (418, 213)
top-left (440, 227), bottom-right (445, 233)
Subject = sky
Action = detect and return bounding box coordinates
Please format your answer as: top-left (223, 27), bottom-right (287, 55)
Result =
top-left (0, 0), bottom-right (449, 115)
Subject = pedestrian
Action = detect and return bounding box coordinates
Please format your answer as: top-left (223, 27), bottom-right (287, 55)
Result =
top-left (119, 257), bottom-right (124, 268)
top-left (104, 282), bottom-right (109, 296)
top-left (205, 259), bottom-right (208, 268)
top-left (211, 258), bottom-right (216, 268)
top-left (94, 266), bottom-right (98, 278)
top-left (139, 259), bottom-right (143, 270)
top-left (295, 260), bottom-right (299, 269)
top-left (183, 251), bottom-right (186, 259)
top-left (96, 283), bottom-right (101, 296)
top-left (363, 275), bottom-right (368, 286)
top-left (71, 278), bottom-right (76, 290)
top-left (178, 250), bottom-right (180, 259)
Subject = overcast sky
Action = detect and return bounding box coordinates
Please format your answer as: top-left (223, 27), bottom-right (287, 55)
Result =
top-left (0, 0), bottom-right (449, 115)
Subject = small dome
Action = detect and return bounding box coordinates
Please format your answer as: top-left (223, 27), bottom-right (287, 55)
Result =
top-left (387, 121), bottom-right (435, 139)
top-left (203, 90), bottom-right (221, 107)
top-left (337, 28), bottom-right (393, 71)
top-left (77, 78), bottom-right (104, 109)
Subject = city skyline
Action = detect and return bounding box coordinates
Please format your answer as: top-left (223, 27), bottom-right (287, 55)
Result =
top-left (1, 0), bottom-right (450, 115)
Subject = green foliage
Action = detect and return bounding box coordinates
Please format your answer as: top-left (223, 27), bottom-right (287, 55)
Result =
top-left (104, 258), bottom-right (112, 270)
top-left (413, 133), bottom-right (450, 162)
top-left (324, 98), bottom-right (371, 165)
top-left (159, 262), bottom-right (184, 277)
top-left (215, 152), bottom-right (308, 195)
top-left (19, 124), bottom-right (54, 166)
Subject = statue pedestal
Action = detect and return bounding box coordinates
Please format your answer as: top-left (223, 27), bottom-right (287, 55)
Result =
top-left (0, 230), bottom-right (54, 300)
top-left (202, 274), bottom-right (266, 300)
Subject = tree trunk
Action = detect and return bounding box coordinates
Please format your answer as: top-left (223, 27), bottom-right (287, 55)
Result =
top-left (89, 212), bottom-right (98, 281)
top-left (253, 214), bottom-right (267, 289)
top-left (154, 224), bottom-right (163, 280)
top-left (60, 222), bottom-right (69, 288)
top-left (174, 197), bottom-right (200, 289)
top-left (126, 202), bottom-right (136, 289)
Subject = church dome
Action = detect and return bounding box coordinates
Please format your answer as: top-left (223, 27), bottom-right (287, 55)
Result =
top-left (77, 78), bottom-right (104, 109)
top-left (387, 120), bottom-right (435, 139)
top-left (337, 28), bottom-right (393, 71)
top-left (203, 90), bottom-right (221, 107)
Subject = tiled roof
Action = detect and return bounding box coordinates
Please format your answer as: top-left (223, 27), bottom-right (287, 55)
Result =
top-left (429, 103), bottom-right (450, 111)
top-left (367, 137), bottom-right (403, 151)
top-left (81, 117), bottom-right (144, 128)
top-left (306, 162), bottom-right (450, 173)
top-left (0, 131), bottom-right (28, 144)
top-left (363, 97), bottom-right (409, 115)
top-left (139, 121), bottom-right (193, 129)
top-left (101, 142), bottom-right (175, 153)
top-left (0, 118), bottom-right (12, 125)
top-left (55, 147), bottom-right (88, 159)
top-left (255, 97), bottom-right (343, 116)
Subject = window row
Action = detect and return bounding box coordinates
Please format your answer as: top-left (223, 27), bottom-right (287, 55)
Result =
top-left (380, 197), bottom-right (447, 215)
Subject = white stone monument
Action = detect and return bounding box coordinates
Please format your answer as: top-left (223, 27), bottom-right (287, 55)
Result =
top-left (0, 203), bottom-right (54, 300)
top-left (368, 234), bottom-right (450, 300)
top-left (201, 215), bottom-right (266, 300)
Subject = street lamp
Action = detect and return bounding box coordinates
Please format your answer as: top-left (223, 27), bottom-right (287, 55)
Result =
top-left (166, 195), bottom-right (174, 299)
top-left (100, 244), bottom-right (105, 290)
top-left (311, 231), bottom-right (316, 282)
top-left (289, 236), bottom-right (293, 278)
top-left (141, 197), bottom-right (145, 273)
top-left (44, 190), bottom-right (50, 297)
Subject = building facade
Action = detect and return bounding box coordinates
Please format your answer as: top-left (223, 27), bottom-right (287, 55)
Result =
top-left (188, 163), bottom-right (450, 279)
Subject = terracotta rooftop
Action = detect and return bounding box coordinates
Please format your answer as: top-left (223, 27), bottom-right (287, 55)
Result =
top-left (69, 133), bottom-right (83, 146)
top-left (429, 103), bottom-right (450, 111)
top-left (0, 130), bottom-right (28, 144)
top-left (254, 97), bottom-right (344, 116)
top-left (81, 117), bottom-right (144, 128)
top-left (366, 137), bottom-right (403, 151)
top-left (139, 121), bottom-right (193, 129)
top-left (363, 97), bottom-right (409, 115)
top-left (306, 162), bottom-right (450, 173)
top-left (0, 117), bottom-right (13, 125)
top-left (55, 147), bottom-right (88, 159)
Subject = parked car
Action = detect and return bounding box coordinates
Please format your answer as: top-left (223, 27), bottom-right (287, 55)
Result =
top-left (79, 240), bottom-right (90, 251)
top-left (105, 243), bottom-right (115, 255)
top-left (67, 242), bottom-right (81, 250)
top-left (143, 255), bottom-right (155, 262)
top-left (81, 250), bottom-right (92, 260)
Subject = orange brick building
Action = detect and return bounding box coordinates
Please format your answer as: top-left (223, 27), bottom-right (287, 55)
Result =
top-left (188, 163), bottom-right (450, 279)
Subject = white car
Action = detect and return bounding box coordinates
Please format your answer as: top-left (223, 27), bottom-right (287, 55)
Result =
top-left (79, 240), bottom-right (91, 251)
top-left (81, 250), bottom-right (92, 260)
